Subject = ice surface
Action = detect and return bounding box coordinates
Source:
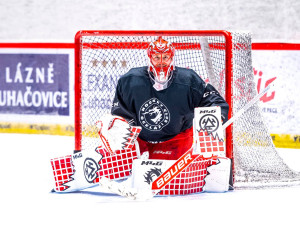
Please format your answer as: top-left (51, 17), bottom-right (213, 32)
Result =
top-left (0, 133), bottom-right (299, 225)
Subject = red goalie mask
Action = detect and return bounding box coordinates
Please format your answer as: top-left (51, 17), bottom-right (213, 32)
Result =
top-left (147, 36), bottom-right (175, 85)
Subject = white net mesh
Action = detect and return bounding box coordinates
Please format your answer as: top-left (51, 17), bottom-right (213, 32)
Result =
top-left (75, 31), bottom-right (300, 189)
top-left (231, 33), bottom-right (300, 188)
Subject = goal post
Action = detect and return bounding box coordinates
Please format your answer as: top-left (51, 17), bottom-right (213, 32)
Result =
top-left (74, 30), bottom-right (300, 189)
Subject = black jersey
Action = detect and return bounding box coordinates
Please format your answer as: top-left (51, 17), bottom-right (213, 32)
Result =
top-left (111, 66), bottom-right (229, 142)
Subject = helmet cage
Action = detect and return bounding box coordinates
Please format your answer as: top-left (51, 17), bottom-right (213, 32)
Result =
top-left (147, 37), bottom-right (175, 84)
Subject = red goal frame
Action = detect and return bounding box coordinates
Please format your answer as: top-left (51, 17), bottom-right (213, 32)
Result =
top-left (74, 30), bottom-right (234, 160)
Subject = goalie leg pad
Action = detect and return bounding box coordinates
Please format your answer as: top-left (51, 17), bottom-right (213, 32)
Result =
top-left (50, 142), bottom-right (141, 193)
top-left (50, 148), bottom-right (103, 193)
top-left (203, 157), bottom-right (231, 192)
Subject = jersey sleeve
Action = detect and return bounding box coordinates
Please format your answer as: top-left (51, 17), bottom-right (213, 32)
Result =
top-left (111, 80), bottom-right (137, 125)
top-left (197, 83), bottom-right (229, 123)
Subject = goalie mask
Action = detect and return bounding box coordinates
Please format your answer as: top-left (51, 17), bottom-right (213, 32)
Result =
top-left (147, 36), bottom-right (175, 91)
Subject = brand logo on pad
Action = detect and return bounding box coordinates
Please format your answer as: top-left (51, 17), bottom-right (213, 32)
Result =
top-left (144, 168), bottom-right (162, 185)
top-left (152, 149), bottom-right (198, 190)
top-left (139, 98), bottom-right (170, 131)
top-left (83, 158), bottom-right (100, 183)
top-left (199, 114), bottom-right (219, 134)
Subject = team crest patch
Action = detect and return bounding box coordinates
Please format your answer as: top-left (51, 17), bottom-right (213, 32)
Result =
top-left (139, 98), bottom-right (170, 131)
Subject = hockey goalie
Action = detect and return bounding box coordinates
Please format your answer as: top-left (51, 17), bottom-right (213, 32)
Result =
top-left (100, 36), bottom-right (231, 197)
top-left (50, 36), bottom-right (231, 198)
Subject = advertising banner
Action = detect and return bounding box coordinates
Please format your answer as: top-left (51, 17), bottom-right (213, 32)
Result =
top-left (0, 47), bottom-right (74, 135)
top-left (252, 50), bottom-right (300, 147)
top-left (0, 53), bottom-right (69, 115)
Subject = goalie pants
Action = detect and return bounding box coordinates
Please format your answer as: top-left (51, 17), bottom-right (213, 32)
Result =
top-left (137, 127), bottom-right (193, 160)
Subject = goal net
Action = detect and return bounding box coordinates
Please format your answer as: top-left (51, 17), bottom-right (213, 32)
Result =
top-left (74, 30), bottom-right (300, 189)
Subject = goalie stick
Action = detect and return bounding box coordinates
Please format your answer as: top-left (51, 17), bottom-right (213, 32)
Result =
top-left (223, 79), bottom-right (276, 129)
top-left (151, 147), bottom-right (199, 191)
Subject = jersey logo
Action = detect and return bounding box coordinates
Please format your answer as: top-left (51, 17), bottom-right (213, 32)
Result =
top-left (139, 98), bottom-right (170, 131)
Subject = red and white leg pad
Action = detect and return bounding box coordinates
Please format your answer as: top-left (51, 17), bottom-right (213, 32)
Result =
top-left (126, 155), bottom-right (230, 195)
top-left (50, 143), bottom-right (141, 192)
top-left (50, 115), bottom-right (142, 193)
